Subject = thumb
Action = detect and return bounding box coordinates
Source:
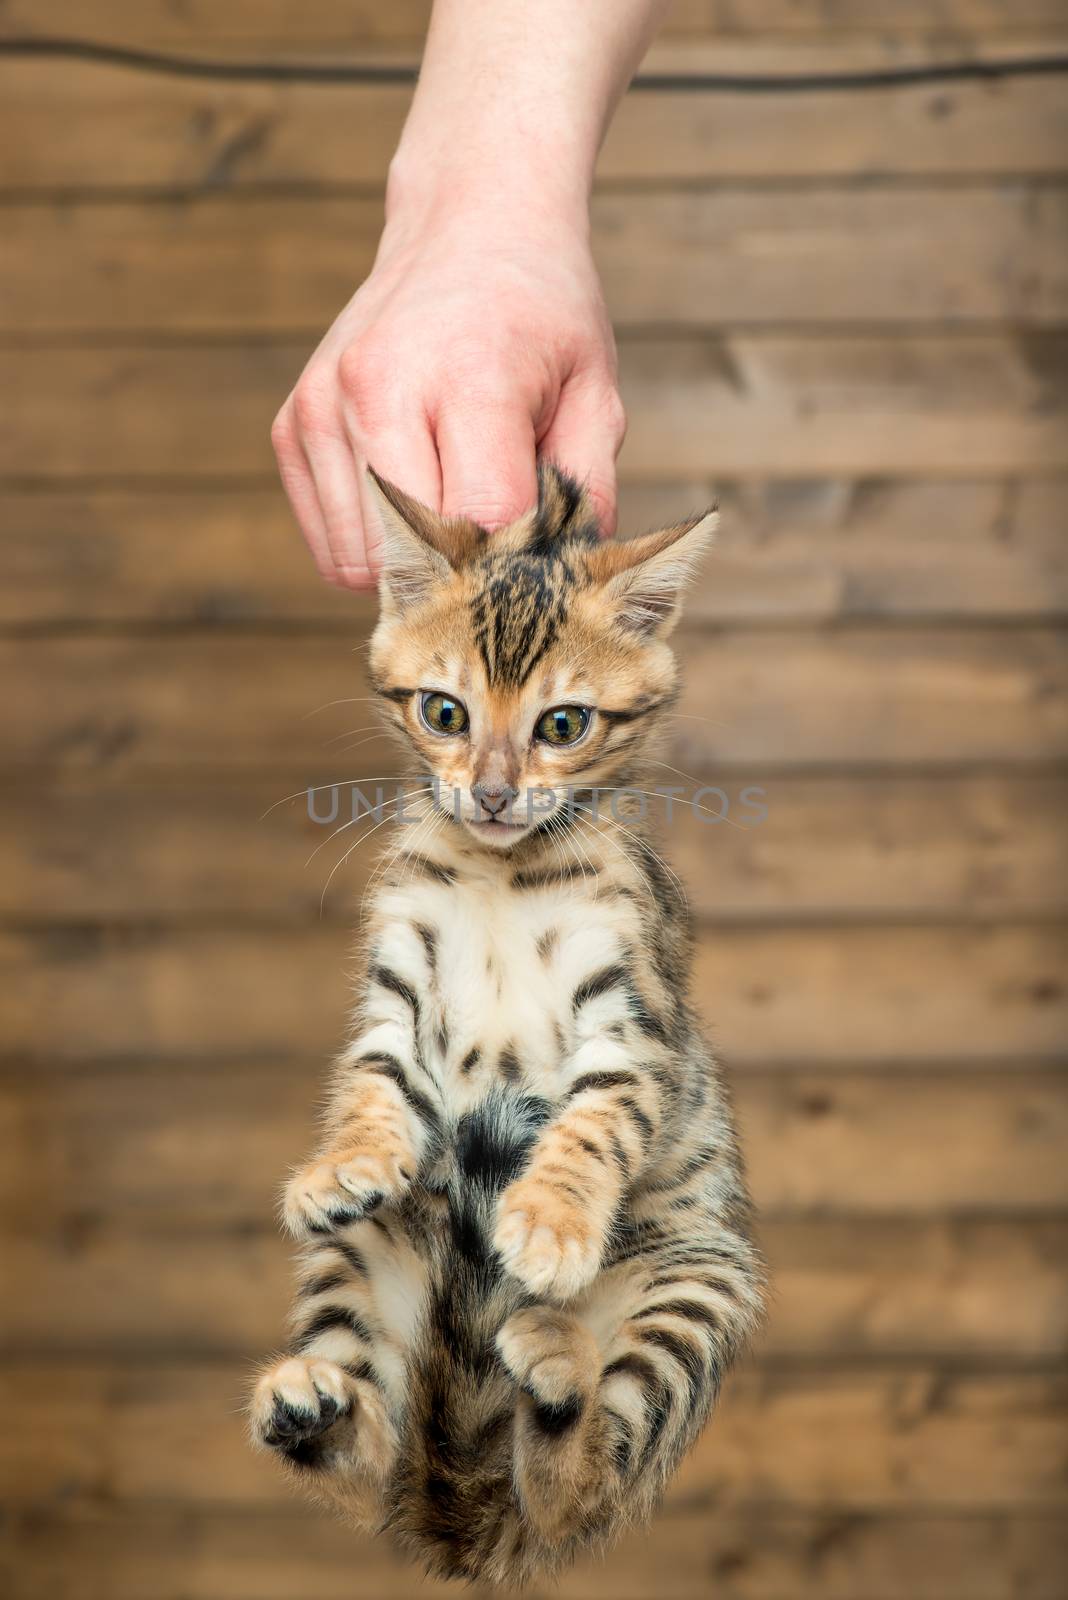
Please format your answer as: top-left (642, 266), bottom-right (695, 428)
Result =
top-left (537, 378), bottom-right (626, 536)
top-left (436, 397), bottom-right (539, 529)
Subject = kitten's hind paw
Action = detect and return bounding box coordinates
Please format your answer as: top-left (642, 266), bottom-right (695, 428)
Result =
top-left (497, 1305), bottom-right (599, 1425)
top-left (250, 1356), bottom-right (395, 1479)
top-left (250, 1356), bottom-right (351, 1461)
top-left (282, 1149), bottom-right (413, 1238)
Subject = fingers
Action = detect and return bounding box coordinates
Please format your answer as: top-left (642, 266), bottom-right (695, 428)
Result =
top-left (435, 398), bottom-right (539, 529)
top-left (353, 426), bottom-right (442, 575)
top-left (537, 377), bottom-right (627, 536)
top-left (303, 423), bottom-right (374, 589)
top-left (277, 354), bottom-right (445, 590)
top-left (270, 403), bottom-right (341, 586)
top-left (276, 373), bottom-right (375, 591)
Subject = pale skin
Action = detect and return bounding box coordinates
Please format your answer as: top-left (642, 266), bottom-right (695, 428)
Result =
top-left (271, 0), bottom-right (669, 588)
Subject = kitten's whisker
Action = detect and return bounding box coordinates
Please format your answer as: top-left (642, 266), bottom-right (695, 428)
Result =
top-left (558, 809), bottom-right (599, 887)
top-left (302, 696), bottom-right (382, 720)
top-left (260, 775), bottom-right (415, 821)
top-left (365, 794), bottom-right (442, 902)
top-left (304, 787), bottom-right (434, 869)
top-left (662, 710), bottom-right (730, 731)
top-left (317, 789), bottom-right (435, 911)
top-left (544, 811), bottom-right (580, 892)
top-left (572, 802), bottom-right (686, 919)
top-left (320, 724), bottom-right (381, 748)
top-left (592, 784), bottom-right (748, 835)
top-left (330, 732), bottom-right (392, 759)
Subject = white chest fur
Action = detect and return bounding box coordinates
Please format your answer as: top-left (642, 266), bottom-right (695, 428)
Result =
top-left (370, 875), bottom-right (632, 1110)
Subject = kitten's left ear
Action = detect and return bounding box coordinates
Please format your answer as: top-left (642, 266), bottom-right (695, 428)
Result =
top-left (586, 508), bottom-right (717, 636)
top-left (365, 469), bottom-right (484, 613)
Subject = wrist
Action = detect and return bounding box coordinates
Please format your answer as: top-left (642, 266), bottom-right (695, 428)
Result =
top-left (384, 136), bottom-right (593, 247)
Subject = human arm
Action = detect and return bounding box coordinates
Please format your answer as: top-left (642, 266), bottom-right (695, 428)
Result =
top-left (271, 0), bottom-right (669, 588)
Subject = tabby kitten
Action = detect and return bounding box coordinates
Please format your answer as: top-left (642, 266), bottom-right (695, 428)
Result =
top-left (250, 466), bottom-right (764, 1586)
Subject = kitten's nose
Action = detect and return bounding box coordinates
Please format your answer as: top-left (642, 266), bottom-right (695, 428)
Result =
top-left (472, 783), bottom-right (517, 819)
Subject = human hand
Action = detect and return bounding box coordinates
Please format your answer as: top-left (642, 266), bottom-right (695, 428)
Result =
top-left (271, 188), bottom-right (626, 590)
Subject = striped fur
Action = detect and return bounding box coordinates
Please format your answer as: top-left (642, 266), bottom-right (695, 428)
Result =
top-left (250, 468), bottom-right (764, 1586)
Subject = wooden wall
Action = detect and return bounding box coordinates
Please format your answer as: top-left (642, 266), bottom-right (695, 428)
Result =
top-left (2, 3), bottom-right (1067, 1596)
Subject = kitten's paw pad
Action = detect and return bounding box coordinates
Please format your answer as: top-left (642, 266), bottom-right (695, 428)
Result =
top-left (250, 1356), bottom-right (351, 1457)
top-left (497, 1305), bottom-right (599, 1411)
top-left (250, 1357), bottom-right (396, 1478)
top-left (283, 1150), bottom-right (412, 1237)
top-left (493, 1179), bottom-right (603, 1300)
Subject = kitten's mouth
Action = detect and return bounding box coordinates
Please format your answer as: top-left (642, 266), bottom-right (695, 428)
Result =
top-left (464, 816), bottom-right (533, 850)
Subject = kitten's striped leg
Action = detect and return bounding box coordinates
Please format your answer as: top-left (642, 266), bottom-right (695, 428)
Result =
top-left (495, 1303), bottom-right (611, 1542)
top-left (498, 1239), bottom-right (760, 1541)
top-left (251, 1216), bottom-right (424, 1525)
top-left (595, 1238), bottom-right (761, 1502)
top-left (493, 1033), bottom-right (661, 1301)
top-left (283, 1020), bottom-right (442, 1239)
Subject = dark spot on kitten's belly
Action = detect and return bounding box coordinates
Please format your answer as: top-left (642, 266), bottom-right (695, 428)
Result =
top-left (498, 1044), bottom-right (522, 1083)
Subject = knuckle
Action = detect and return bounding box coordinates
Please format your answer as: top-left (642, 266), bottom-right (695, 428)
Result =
top-left (337, 341), bottom-right (391, 404)
top-left (603, 390), bottom-right (627, 448)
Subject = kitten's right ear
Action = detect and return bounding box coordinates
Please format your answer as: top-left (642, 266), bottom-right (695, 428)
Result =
top-left (365, 469), bottom-right (485, 613)
top-left (365, 469), bottom-right (452, 614)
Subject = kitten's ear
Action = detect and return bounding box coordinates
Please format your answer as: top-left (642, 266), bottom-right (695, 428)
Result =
top-left (586, 508), bottom-right (717, 636)
top-left (365, 469), bottom-right (482, 612)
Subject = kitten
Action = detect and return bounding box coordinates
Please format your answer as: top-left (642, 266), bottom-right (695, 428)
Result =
top-left (250, 466), bottom-right (764, 1586)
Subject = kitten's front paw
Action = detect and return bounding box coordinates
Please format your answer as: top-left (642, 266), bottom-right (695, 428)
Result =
top-left (283, 1147), bottom-right (413, 1238)
top-left (494, 1176), bottom-right (605, 1301)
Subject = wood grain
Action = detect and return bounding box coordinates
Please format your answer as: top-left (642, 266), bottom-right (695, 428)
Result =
top-left (4, 336), bottom-right (1064, 481)
top-left (4, 629), bottom-right (1064, 771)
top-left (3, 3), bottom-right (1066, 1591)
top-left (5, 1061), bottom-right (1063, 1221)
top-left (1, 1358), bottom-right (1062, 1510)
top-left (4, 480), bottom-right (1066, 626)
top-left (4, 53), bottom-right (1067, 193)
top-left (7, 0), bottom-right (1067, 50)
top-left (6, 187), bottom-right (1067, 334)
top-left (4, 1504), bottom-right (1064, 1600)
top-left (7, 1214), bottom-right (1064, 1364)
top-left (3, 773), bottom-right (1064, 921)
top-left (3, 923), bottom-right (1064, 1064)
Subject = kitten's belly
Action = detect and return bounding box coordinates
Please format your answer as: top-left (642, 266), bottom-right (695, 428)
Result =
top-left (428, 892), bottom-right (566, 1104)
top-left (382, 876), bottom-right (627, 1110)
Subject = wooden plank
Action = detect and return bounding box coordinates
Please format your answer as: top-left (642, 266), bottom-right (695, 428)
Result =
top-left (1, 923), bottom-right (1064, 1065)
top-left (672, 628), bottom-right (1068, 769)
top-left (3, 773), bottom-right (1064, 922)
top-left (5, 1213), bottom-right (1065, 1364)
top-left (616, 334), bottom-right (1068, 480)
top-left (6, 187), bottom-right (1068, 334)
top-left (4, 481), bottom-right (1066, 627)
top-left (4, 1062), bottom-right (1065, 1220)
top-left (3, 1504), bottom-right (1065, 1600)
top-left (3, 629), bottom-right (1064, 772)
top-left (7, 1), bottom-right (1067, 51)
top-left (3, 337), bottom-right (1065, 481)
top-left (4, 53), bottom-right (1067, 194)
top-left (0, 1358), bottom-right (1061, 1510)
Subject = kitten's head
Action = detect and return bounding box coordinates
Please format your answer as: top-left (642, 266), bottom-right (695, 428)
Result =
top-left (367, 465), bottom-right (715, 852)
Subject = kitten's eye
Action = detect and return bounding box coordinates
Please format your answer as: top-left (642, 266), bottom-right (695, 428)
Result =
top-left (537, 705), bottom-right (591, 746)
top-left (420, 692), bottom-right (469, 736)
